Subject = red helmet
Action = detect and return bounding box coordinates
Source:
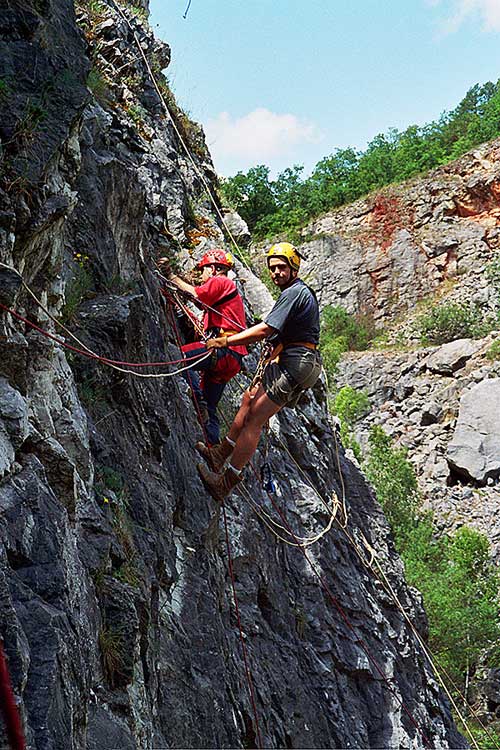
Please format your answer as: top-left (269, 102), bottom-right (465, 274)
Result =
top-left (196, 249), bottom-right (234, 269)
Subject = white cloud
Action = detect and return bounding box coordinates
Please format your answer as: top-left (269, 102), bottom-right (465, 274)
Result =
top-left (204, 108), bottom-right (322, 165)
top-left (431, 0), bottom-right (500, 32)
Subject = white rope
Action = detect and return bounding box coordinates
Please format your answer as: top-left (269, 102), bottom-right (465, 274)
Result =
top-left (0, 262), bottom-right (211, 378)
top-left (107, 0), bottom-right (254, 273)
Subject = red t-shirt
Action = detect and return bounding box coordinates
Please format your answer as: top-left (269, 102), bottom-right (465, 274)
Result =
top-left (195, 276), bottom-right (247, 356)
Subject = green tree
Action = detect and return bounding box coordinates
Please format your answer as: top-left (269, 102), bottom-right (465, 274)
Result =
top-left (221, 165), bottom-right (276, 230)
top-left (331, 386), bottom-right (370, 460)
top-left (221, 79), bottom-right (500, 241)
top-left (364, 425), bottom-right (419, 548)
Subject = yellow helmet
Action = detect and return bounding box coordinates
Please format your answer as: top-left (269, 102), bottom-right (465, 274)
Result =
top-left (266, 242), bottom-right (302, 272)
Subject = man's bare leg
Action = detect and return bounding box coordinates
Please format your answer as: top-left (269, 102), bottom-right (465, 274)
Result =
top-left (229, 385), bottom-right (281, 471)
top-left (226, 385), bottom-right (258, 443)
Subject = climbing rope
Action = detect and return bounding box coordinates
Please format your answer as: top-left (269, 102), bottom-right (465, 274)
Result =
top-left (252, 477), bottom-right (434, 748)
top-left (218, 375), bottom-right (437, 746)
top-left (236, 370), bottom-right (485, 748)
top-left (167, 298), bottom-right (263, 748)
top-left (0, 301), bottom-right (211, 377)
top-left (0, 263), bottom-right (215, 378)
top-left (107, 0), bottom-right (253, 273)
top-left (0, 640), bottom-right (25, 750)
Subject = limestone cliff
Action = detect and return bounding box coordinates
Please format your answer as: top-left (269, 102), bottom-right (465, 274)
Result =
top-left (0, 1), bottom-right (465, 748)
top-left (300, 140), bottom-right (500, 326)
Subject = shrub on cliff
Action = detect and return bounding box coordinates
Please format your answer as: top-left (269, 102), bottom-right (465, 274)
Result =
top-left (365, 426), bottom-right (500, 695)
top-left (405, 524), bottom-right (500, 692)
top-left (364, 425), bottom-right (420, 548)
top-left (416, 300), bottom-right (489, 344)
top-left (330, 386), bottom-right (370, 461)
top-left (320, 305), bottom-right (375, 378)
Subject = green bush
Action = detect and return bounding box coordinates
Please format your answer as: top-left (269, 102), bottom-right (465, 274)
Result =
top-left (320, 335), bottom-right (348, 380)
top-left (86, 67), bottom-right (109, 101)
top-left (364, 425), bottom-right (419, 548)
top-left (417, 301), bottom-right (488, 344)
top-left (364, 426), bottom-right (500, 695)
top-left (330, 386), bottom-right (370, 460)
top-left (321, 305), bottom-right (374, 350)
top-left (405, 526), bottom-right (500, 690)
top-left (320, 305), bottom-right (376, 379)
top-left (486, 338), bottom-right (500, 361)
top-left (60, 262), bottom-right (94, 323)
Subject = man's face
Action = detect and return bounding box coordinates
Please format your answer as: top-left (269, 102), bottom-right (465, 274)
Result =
top-left (268, 259), bottom-right (293, 288)
top-left (201, 264), bottom-right (215, 282)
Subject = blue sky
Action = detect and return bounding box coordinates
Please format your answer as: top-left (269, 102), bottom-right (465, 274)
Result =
top-left (149, 0), bottom-right (500, 177)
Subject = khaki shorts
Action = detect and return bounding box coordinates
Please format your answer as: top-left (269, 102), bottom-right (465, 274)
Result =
top-left (262, 346), bottom-right (323, 407)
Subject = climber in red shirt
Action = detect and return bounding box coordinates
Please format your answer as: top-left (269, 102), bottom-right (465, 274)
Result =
top-left (159, 249), bottom-right (247, 444)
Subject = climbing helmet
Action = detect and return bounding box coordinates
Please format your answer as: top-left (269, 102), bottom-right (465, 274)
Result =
top-left (197, 249), bottom-right (234, 269)
top-left (266, 242), bottom-right (303, 272)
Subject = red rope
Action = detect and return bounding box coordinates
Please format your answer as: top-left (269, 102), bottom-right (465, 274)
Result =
top-left (0, 303), bottom-right (208, 368)
top-left (0, 641), bottom-right (25, 750)
top-left (167, 302), bottom-right (263, 749)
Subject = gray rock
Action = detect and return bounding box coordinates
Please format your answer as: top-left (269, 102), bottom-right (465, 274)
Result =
top-left (0, 1), bottom-right (468, 748)
top-left (222, 210), bottom-right (251, 246)
top-left (0, 377), bottom-right (29, 448)
top-left (420, 400), bottom-right (442, 425)
top-left (424, 338), bottom-right (484, 375)
top-left (446, 378), bottom-right (500, 483)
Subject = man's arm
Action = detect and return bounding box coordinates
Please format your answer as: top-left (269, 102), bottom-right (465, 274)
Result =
top-left (169, 273), bottom-right (197, 297)
top-left (157, 257), bottom-right (200, 301)
top-left (207, 321), bottom-right (275, 349)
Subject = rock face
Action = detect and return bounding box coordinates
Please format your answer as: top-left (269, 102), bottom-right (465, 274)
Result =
top-left (0, 2), bottom-right (465, 749)
top-left (446, 378), bottom-right (500, 483)
top-left (336, 334), bottom-right (500, 556)
top-left (298, 141), bottom-right (500, 327)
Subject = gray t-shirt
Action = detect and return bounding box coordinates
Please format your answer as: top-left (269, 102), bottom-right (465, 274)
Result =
top-left (265, 279), bottom-right (320, 345)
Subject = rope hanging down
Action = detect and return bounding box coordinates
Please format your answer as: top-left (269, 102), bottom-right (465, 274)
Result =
top-left (167, 301), bottom-right (263, 748)
top-left (218, 377), bottom-right (433, 746)
top-left (241, 382), bottom-right (484, 748)
top-left (0, 641), bottom-right (25, 750)
top-left (108, 0), bottom-right (253, 272)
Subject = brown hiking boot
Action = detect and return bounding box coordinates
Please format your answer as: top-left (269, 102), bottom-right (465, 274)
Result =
top-left (195, 437), bottom-right (233, 473)
top-left (197, 462), bottom-right (242, 502)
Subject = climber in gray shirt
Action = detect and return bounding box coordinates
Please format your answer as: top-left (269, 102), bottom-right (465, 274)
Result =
top-left (195, 242), bottom-right (323, 502)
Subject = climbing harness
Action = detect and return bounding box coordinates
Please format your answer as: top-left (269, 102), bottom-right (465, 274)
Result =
top-left (156, 271), bottom-right (246, 335)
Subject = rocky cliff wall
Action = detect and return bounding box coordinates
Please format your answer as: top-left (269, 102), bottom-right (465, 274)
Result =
top-left (0, 1), bottom-right (465, 748)
top-left (336, 337), bottom-right (500, 557)
top-left (299, 140), bottom-right (500, 327)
